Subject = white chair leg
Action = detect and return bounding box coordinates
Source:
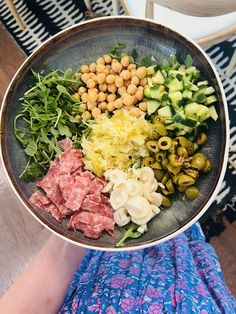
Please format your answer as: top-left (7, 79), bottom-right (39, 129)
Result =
top-left (112, 0), bottom-right (120, 15)
top-left (145, 0), bottom-right (154, 19)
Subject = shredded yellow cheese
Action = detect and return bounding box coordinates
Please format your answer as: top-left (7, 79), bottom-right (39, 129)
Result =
top-left (82, 110), bottom-right (155, 176)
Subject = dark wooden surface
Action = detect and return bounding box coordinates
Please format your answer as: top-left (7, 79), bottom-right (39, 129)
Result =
top-left (0, 22), bottom-right (235, 298)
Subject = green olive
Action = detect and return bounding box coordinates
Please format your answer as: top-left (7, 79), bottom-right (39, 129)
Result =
top-left (161, 157), bottom-right (169, 169)
top-left (157, 136), bottom-right (173, 150)
top-left (197, 132), bottom-right (208, 145)
top-left (169, 154), bottom-right (182, 167)
top-left (177, 146), bottom-right (188, 157)
top-left (154, 121), bottom-right (167, 136)
top-left (162, 195), bottom-right (172, 207)
top-left (156, 152), bottom-right (167, 162)
top-left (191, 153), bottom-right (207, 171)
top-left (154, 169), bottom-right (165, 181)
top-left (143, 156), bottom-right (155, 166)
top-left (175, 136), bottom-right (190, 148)
top-left (166, 178), bottom-right (175, 193)
top-left (183, 168), bottom-right (199, 179)
top-left (178, 186), bottom-right (187, 193)
top-left (185, 186), bottom-right (199, 200)
top-left (177, 174), bottom-right (195, 187)
top-left (161, 188), bottom-right (173, 195)
top-left (166, 163), bottom-right (181, 175)
top-left (161, 172), bottom-right (170, 185)
top-left (154, 115), bottom-right (165, 124)
top-left (172, 172), bottom-right (184, 185)
top-left (146, 140), bottom-right (160, 153)
top-left (202, 159), bottom-right (211, 172)
top-left (150, 161), bottom-right (162, 170)
top-left (187, 141), bottom-right (195, 155)
top-left (168, 140), bottom-right (178, 154)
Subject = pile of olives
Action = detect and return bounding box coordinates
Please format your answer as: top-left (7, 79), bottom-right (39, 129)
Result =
top-left (143, 123), bottom-right (211, 207)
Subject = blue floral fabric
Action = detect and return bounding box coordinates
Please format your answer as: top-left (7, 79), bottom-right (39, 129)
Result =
top-left (59, 223), bottom-right (236, 313)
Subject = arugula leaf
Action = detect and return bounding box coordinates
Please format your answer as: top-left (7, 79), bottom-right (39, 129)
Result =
top-left (109, 43), bottom-right (126, 59)
top-left (131, 48), bottom-right (138, 61)
top-left (22, 162), bottom-right (46, 181)
top-left (184, 54), bottom-right (193, 68)
top-left (24, 140), bottom-right (37, 156)
top-left (116, 223), bottom-right (142, 247)
top-left (139, 56), bottom-right (156, 67)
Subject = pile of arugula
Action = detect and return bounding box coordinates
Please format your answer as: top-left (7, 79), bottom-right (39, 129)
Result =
top-left (14, 69), bottom-right (89, 181)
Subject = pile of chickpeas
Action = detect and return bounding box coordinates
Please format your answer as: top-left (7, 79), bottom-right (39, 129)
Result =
top-left (73, 54), bottom-right (148, 120)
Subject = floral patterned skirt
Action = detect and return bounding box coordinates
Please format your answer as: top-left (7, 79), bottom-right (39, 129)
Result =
top-left (59, 223), bottom-right (236, 314)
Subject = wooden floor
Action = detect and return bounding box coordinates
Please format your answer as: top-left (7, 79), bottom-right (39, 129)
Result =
top-left (0, 23), bottom-right (235, 298)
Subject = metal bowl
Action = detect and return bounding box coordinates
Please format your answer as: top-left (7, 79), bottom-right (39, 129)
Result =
top-left (0, 16), bottom-right (229, 251)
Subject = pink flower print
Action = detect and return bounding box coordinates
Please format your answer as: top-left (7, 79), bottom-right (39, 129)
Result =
top-left (88, 299), bottom-right (102, 313)
top-left (71, 299), bottom-right (79, 313)
top-left (200, 311), bottom-right (208, 314)
top-left (177, 278), bottom-right (187, 290)
top-left (175, 292), bottom-right (183, 303)
top-left (146, 285), bottom-right (159, 299)
top-left (121, 296), bottom-right (135, 312)
top-left (124, 277), bottom-right (134, 286)
top-left (109, 274), bottom-right (125, 289)
top-left (148, 301), bottom-right (162, 314)
top-left (129, 266), bottom-right (140, 276)
top-left (119, 259), bottom-right (130, 268)
top-left (168, 284), bottom-right (175, 293)
top-left (106, 305), bottom-right (117, 314)
top-left (197, 283), bottom-right (208, 297)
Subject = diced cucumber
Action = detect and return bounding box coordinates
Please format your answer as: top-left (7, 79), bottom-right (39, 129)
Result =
top-left (147, 65), bottom-right (157, 75)
top-left (197, 80), bottom-right (209, 86)
top-left (208, 106), bottom-right (218, 121)
top-left (149, 86), bottom-right (163, 100)
top-left (186, 66), bottom-right (197, 74)
top-left (166, 123), bottom-right (177, 131)
top-left (165, 76), bottom-right (183, 92)
top-left (182, 89), bottom-right (192, 99)
top-left (196, 105), bottom-right (209, 117)
top-left (147, 77), bottom-right (153, 87)
top-left (205, 86), bottom-right (215, 95)
top-left (204, 95), bottom-right (217, 105)
top-left (158, 106), bottom-right (173, 118)
top-left (144, 87), bottom-right (151, 98)
top-left (168, 91), bottom-right (183, 111)
top-left (152, 71), bottom-right (165, 84)
top-left (147, 99), bottom-right (161, 115)
top-left (189, 83), bottom-right (199, 92)
top-left (193, 87), bottom-right (207, 101)
top-left (173, 113), bottom-right (198, 128)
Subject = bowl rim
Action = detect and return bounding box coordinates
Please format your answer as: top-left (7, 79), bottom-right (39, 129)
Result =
top-left (0, 15), bottom-right (230, 251)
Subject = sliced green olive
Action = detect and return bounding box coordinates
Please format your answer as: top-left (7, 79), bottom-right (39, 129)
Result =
top-left (169, 154), bottom-right (183, 167)
top-left (187, 141), bottom-right (195, 155)
top-left (156, 151), bottom-right (167, 162)
top-left (168, 140), bottom-right (178, 154)
top-left (146, 140), bottom-right (160, 153)
top-left (197, 132), bottom-right (208, 145)
top-left (178, 186), bottom-right (187, 193)
top-left (143, 156), bottom-right (155, 166)
top-left (161, 188), bottom-right (173, 195)
top-left (154, 121), bottom-right (167, 136)
top-left (183, 168), bottom-right (199, 179)
top-left (177, 174), bottom-right (195, 187)
top-left (185, 186), bottom-right (199, 200)
top-left (191, 153), bottom-right (207, 171)
top-left (166, 178), bottom-right (175, 193)
top-left (202, 159), bottom-right (211, 172)
top-left (161, 157), bottom-right (169, 169)
top-left (177, 146), bottom-right (188, 157)
top-left (166, 163), bottom-right (181, 175)
top-left (154, 169), bottom-right (165, 181)
top-left (162, 195), bottom-right (172, 207)
top-left (161, 172), bottom-right (170, 185)
top-left (157, 136), bottom-right (173, 150)
top-left (150, 161), bottom-right (162, 170)
top-left (172, 172), bottom-right (184, 185)
top-left (175, 136), bottom-right (190, 148)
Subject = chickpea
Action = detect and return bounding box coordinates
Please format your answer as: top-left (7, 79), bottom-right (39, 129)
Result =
top-left (106, 74), bottom-right (116, 84)
top-left (122, 93), bottom-right (135, 106)
top-left (120, 70), bottom-right (131, 81)
top-left (104, 68), bottom-right (110, 75)
top-left (109, 69), bottom-right (116, 75)
top-left (120, 55), bottom-right (130, 67)
top-left (133, 97), bottom-right (139, 105)
top-left (131, 75), bottom-right (139, 86)
top-left (96, 64), bottom-right (106, 73)
top-left (125, 80), bottom-right (131, 87)
top-left (89, 63), bottom-right (96, 72)
top-left (127, 84), bottom-right (138, 95)
top-left (139, 101), bottom-right (147, 111)
top-left (129, 107), bottom-right (142, 117)
top-left (96, 57), bottom-right (105, 65)
top-left (111, 61), bottom-right (122, 73)
top-left (103, 54), bottom-right (112, 64)
top-left (99, 83), bottom-right (108, 92)
top-left (82, 111), bottom-right (91, 120)
top-left (118, 86), bottom-right (126, 96)
top-left (89, 72), bottom-right (96, 78)
top-left (92, 107), bottom-right (101, 118)
top-left (105, 64), bottom-right (111, 70)
top-left (107, 84), bottom-right (117, 94)
top-left (115, 76), bottom-right (124, 88)
top-left (130, 69), bottom-right (137, 77)
top-left (112, 59), bottom-right (119, 63)
top-left (139, 77), bottom-right (147, 86)
top-left (81, 92), bottom-right (88, 102)
top-left (114, 98), bottom-right (123, 109)
top-left (81, 73), bottom-right (90, 84)
top-left (89, 88), bottom-right (98, 93)
top-left (107, 102), bottom-right (115, 112)
top-left (72, 92), bottom-right (80, 100)
top-left (80, 64), bottom-right (89, 73)
top-left (136, 66), bottom-right (147, 79)
top-left (86, 79), bottom-right (96, 89)
top-left (135, 89), bottom-right (144, 101)
top-left (97, 73), bottom-right (106, 84)
top-left (128, 63), bottom-right (136, 71)
top-left (97, 91), bottom-right (106, 102)
top-left (107, 93), bottom-right (116, 102)
top-left (78, 86), bottom-right (87, 95)
top-left (87, 101), bottom-right (96, 110)
top-left (79, 103), bottom-right (87, 110)
top-left (98, 101), bottom-right (107, 110)
top-left (88, 90), bottom-right (98, 102)
top-left (74, 72), bottom-right (81, 78)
